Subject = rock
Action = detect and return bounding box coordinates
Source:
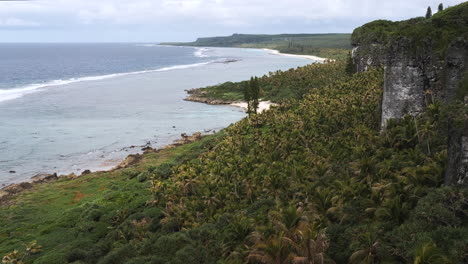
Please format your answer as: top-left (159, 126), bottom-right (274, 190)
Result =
top-left (184, 88), bottom-right (234, 105)
top-left (141, 146), bottom-right (153, 152)
top-left (352, 25), bottom-right (468, 185)
top-left (31, 174), bottom-right (45, 183)
top-left (192, 132), bottom-right (202, 140)
top-left (31, 173), bottom-right (58, 183)
top-left (67, 173), bottom-right (78, 180)
top-left (3, 183), bottom-right (27, 194)
top-left (19, 182), bottom-right (33, 189)
top-left (81, 170), bottom-right (91, 176)
top-left (113, 154), bottom-right (142, 170)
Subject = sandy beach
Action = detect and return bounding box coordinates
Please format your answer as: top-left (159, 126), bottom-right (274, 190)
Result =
top-left (262, 48), bottom-right (329, 62)
top-left (230, 101), bottom-right (276, 112)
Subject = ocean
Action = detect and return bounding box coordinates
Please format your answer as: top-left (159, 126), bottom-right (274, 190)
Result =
top-left (0, 43), bottom-right (312, 185)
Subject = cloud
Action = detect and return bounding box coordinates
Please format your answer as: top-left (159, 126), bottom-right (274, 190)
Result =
top-left (0, 0), bottom-right (466, 41)
top-left (1, 0), bottom-right (464, 25)
top-left (0, 17), bottom-right (39, 28)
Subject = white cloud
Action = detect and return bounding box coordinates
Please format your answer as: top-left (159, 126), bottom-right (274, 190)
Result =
top-left (0, 0), bottom-right (465, 41)
top-left (0, 18), bottom-right (39, 28)
top-left (1, 0), bottom-right (465, 27)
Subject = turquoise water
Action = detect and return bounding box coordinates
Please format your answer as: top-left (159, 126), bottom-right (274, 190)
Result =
top-left (0, 45), bottom-right (312, 185)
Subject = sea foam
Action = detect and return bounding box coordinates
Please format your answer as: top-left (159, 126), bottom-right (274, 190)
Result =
top-left (0, 60), bottom-right (223, 103)
top-left (194, 48), bottom-right (210, 58)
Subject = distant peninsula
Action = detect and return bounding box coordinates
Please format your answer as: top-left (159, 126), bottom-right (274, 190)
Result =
top-left (162, 33), bottom-right (351, 60)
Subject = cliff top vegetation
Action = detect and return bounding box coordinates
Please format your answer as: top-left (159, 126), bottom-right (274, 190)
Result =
top-left (352, 2), bottom-right (468, 55)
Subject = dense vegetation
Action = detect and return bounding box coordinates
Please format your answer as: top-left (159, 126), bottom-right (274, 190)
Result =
top-left (2, 5), bottom-right (468, 262)
top-left (1, 58), bottom-right (466, 263)
top-left (352, 2), bottom-right (468, 56)
top-left (189, 60), bottom-right (348, 102)
top-left (162, 33), bottom-right (351, 60)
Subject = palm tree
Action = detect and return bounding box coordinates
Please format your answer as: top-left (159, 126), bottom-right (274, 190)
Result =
top-left (414, 242), bottom-right (450, 264)
top-left (285, 225), bottom-right (335, 264)
top-left (348, 233), bottom-right (379, 264)
top-left (247, 231), bottom-right (295, 264)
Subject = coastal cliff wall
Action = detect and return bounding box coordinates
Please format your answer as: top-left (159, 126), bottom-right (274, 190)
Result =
top-left (350, 5), bottom-right (468, 185)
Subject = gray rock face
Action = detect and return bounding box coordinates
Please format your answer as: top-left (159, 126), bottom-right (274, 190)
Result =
top-left (351, 44), bottom-right (386, 72)
top-left (444, 40), bottom-right (468, 185)
top-left (352, 37), bottom-right (468, 185)
top-left (382, 63), bottom-right (425, 125)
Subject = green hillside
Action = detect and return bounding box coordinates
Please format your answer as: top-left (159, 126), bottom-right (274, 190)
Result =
top-left (164, 33), bottom-right (350, 48)
top-left (1, 59), bottom-right (466, 263)
top-left (162, 33), bottom-right (351, 60)
top-left (1, 3), bottom-right (468, 264)
top-left (352, 2), bottom-right (468, 56)
top-left (188, 60), bottom-right (348, 103)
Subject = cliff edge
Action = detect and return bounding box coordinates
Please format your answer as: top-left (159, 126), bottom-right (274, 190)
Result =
top-left (351, 2), bottom-right (468, 185)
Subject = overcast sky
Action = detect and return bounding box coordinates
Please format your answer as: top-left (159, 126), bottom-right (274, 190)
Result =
top-left (0, 0), bottom-right (466, 42)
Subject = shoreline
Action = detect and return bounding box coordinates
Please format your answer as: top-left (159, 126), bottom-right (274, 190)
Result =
top-left (160, 43), bottom-right (330, 62)
top-left (0, 45), bottom-right (303, 202)
top-left (262, 48), bottom-right (329, 62)
top-left (0, 131), bottom-right (208, 205)
top-left (184, 88), bottom-right (276, 113)
top-left (229, 101), bottom-right (276, 113)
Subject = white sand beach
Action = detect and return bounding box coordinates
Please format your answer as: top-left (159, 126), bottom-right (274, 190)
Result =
top-left (263, 48), bottom-right (329, 62)
top-left (230, 101), bottom-right (277, 113)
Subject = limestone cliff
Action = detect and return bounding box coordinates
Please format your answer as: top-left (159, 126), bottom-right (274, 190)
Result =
top-left (351, 3), bottom-right (468, 185)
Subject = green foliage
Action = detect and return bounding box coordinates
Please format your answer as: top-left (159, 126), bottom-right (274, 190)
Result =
top-left (244, 77), bottom-right (260, 116)
top-left (352, 2), bottom-right (468, 56)
top-left (1, 57), bottom-right (466, 263)
top-left (385, 187), bottom-right (468, 263)
top-left (426, 6), bottom-right (433, 19)
top-left (192, 60), bottom-right (349, 103)
top-left (163, 33), bottom-right (351, 60)
top-left (163, 33), bottom-right (351, 49)
top-left (414, 242), bottom-right (449, 264)
top-left (0, 135), bottom-right (222, 263)
top-left (438, 3), bottom-right (444, 12)
top-left (457, 70), bottom-right (468, 100)
top-left (345, 51), bottom-right (356, 75)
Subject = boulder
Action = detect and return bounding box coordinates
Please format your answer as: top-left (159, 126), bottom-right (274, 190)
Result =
top-left (31, 173), bottom-right (58, 183)
top-left (2, 184), bottom-right (24, 194)
top-left (113, 154), bottom-right (142, 170)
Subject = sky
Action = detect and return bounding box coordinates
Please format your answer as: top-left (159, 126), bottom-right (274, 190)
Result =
top-left (0, 0), bottom-right (466, 42)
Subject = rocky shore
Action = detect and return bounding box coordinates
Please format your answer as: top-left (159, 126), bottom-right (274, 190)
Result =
top-left (0, 132), bottom-right (206, 205)
top-left (184, 88), bottom-right (276, 112)
top-left (184, 88), bottom-right (238, 105)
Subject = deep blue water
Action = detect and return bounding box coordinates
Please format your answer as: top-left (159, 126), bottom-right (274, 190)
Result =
top-left (0, 43), bottom-right (208, 90)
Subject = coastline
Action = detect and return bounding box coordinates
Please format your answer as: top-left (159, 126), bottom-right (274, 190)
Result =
top-left (229, 101), bottom-right (276, 112)
top-left (261, 48), bottom-right (329, 62)
top-left (0, 45), bottom-right (309, 202)
top-left (0, 131), bottom-right (208, 205)
top-left (184, 88), bottom-right (276, 112)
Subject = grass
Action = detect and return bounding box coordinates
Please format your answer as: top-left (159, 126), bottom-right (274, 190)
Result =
top-left (0, 133), bottom-right (223, 263)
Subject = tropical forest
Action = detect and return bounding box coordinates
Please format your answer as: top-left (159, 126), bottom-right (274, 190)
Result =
top-left (1, 2), bottom-right (467, 264)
